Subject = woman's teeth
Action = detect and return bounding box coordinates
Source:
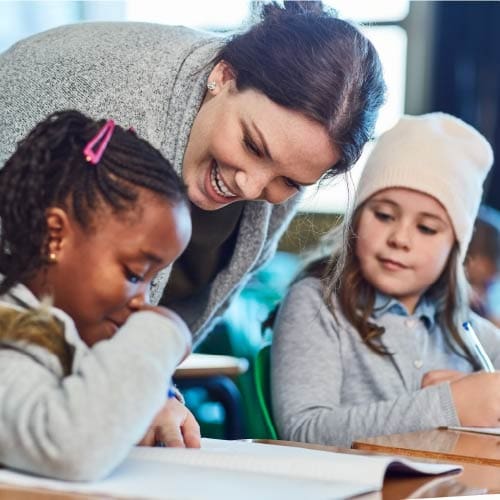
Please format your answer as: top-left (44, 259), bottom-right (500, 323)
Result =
top-left (211, 162), bottom-right (237, 198)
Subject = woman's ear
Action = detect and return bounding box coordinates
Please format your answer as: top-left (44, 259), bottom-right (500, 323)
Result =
top-left (45, 207), bottom-right (72, 263)
top-left (207, 60), bottom-right (236, 92)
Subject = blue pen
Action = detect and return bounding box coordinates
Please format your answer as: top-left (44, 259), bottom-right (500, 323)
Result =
top-left (154, 385), bottom-right (178, 448)
top-left (462, 321), bottom-right (495, 372)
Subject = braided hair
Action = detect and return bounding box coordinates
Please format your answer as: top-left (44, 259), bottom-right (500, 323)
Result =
top-left (0, 109), bottom-right (188, 294)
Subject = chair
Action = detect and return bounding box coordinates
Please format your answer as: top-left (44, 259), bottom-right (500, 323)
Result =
top-left (253, 343), bottom-right (278, 439)
top-left (189, 251), bottom-right (299, 439)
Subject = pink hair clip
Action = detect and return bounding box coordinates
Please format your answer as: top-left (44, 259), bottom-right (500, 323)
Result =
top-left (83, 119), bottom-right (115, 164)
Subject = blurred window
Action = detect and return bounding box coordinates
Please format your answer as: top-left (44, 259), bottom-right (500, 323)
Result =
top-left (1, 0), bottom-right (409, 214)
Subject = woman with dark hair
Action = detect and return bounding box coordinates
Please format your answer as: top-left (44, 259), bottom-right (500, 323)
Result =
top-left (0, 2), bottom-right (385, 345)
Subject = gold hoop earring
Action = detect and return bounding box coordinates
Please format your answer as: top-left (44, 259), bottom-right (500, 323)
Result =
top-left (207, 81), bottom-right (217, 91)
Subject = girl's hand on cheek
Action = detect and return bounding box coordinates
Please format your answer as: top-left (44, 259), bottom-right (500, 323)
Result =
top-left (421, 369), bottom-right (468, 388)
top-left (137, 397), bottom-right (201, 448)
top-left (450, 372), bottom-right (500, 426)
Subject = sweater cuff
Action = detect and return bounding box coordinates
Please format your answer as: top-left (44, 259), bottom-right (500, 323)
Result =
top-left (436, 382), bottom-right (460, 425)
top-left (118, 311), bottom-right (188, 367)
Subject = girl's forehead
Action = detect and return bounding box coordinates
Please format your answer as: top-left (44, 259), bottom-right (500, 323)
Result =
top-left (366, 187), bottom-right (452, 223)
top-left (370, 187), bottom-right (444, 209)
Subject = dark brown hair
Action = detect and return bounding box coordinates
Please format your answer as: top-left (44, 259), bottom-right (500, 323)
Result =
top-left (214, 1), bottom-right (386, 178)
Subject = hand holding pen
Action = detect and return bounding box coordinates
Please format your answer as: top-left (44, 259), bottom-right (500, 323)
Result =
top-left (462, 321), bottom-right (495, 372)
top-left (438, 322), bottom-right (500, 426)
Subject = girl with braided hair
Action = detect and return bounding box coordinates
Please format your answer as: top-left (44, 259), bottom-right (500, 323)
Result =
top-left (0, 109), bottom-right (197, 480)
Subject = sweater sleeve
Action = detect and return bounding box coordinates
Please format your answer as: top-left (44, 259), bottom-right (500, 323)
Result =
top-left (271, 279), bottom-right (458, 448)
top-left (0, 310), bottom-right (187, 481)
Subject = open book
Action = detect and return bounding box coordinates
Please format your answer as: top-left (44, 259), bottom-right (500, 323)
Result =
top-left (0, 438), bottom-right (462, 500)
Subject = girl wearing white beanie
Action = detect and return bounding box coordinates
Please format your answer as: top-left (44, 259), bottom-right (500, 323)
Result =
top-left (271, 113), bottom-right (500, 447)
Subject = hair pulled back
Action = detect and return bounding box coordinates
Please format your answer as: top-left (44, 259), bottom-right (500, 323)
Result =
top-left (215, 1), bottom-right (386, 175)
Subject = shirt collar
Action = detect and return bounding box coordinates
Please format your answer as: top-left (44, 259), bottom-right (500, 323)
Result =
top-left (372, 292), bottom-right (437, 329)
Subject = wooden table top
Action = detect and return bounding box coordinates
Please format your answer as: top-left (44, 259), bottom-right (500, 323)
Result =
top-left (352, 428), bottom-right (500, 466)
top-left (174, 353), bottom-right (249, 379)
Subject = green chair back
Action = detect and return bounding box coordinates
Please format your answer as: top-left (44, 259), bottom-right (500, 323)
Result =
top-left (254, 343), bottom-right (278, 439)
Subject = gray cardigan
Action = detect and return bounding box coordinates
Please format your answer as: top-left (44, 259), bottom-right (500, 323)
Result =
top-left (0, 282), bottom-right (187, 480)
top-left (272, 277), bottom-right (500, 448)
top-left (0, 22), bottom-right (299, 344)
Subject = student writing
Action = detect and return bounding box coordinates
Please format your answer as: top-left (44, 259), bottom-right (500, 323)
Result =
top-left (0, 110), bottom-right (197, 480)
top-left (272, 113), bottom-right (500, 447)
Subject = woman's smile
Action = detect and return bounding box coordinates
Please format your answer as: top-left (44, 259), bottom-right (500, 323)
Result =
top-left (203, 160), bottom-right (240, 206)
top-left (210, 161), bottom-right (238, 199)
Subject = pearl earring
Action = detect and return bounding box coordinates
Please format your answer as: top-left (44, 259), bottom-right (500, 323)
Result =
top-left (48, 252), bottom-right (57, 263)
top-left (207, 81), bottom-right (217, 91)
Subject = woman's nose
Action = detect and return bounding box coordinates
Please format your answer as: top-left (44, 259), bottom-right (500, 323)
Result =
top-left (234, 170), bottom-right (268, 200)
top-left (234, 169), bottom-right (291, 204)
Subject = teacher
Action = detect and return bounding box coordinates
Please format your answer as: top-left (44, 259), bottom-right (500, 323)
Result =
top-left (0, 1), bottom-right (386, 345)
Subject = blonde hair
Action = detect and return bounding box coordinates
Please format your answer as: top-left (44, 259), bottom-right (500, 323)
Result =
top-left (313, 204), bottom-right (477, 363)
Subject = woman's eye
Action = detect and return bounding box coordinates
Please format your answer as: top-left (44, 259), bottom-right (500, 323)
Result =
top-left (418, 225), bottom-right (437, 235)
top-left (244, 137), bottom-right (262, 157)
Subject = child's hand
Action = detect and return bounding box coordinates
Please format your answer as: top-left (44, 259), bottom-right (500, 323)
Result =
top-left (421, 369), bottom-right (468, 387)
top-left (136, 304), bottom-right (192, 362)
top-left (450, 371), bottom-right (500, 426)
top-left (137, 397), bottom-right (201, 448)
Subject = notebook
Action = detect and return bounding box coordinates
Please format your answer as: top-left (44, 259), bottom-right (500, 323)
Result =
top-left (0, 438), bottom-right (462, 500)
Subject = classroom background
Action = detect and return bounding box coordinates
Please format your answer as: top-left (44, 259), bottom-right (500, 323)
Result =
top-left (2, 0), bottom-right (499, 439)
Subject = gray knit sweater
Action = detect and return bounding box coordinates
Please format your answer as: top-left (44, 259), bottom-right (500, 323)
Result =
top-left (272, 277), bottom-right (500, 447)
top-left (0, 22), bottom-right (299, 344)
top-left (0, 282), bottom-right (187, 480)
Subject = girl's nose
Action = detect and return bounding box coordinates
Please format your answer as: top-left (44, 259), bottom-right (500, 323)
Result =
top-left (128, 285), bottom-right (150, 310)
top-left (388, 224), bottom-right (411, 250)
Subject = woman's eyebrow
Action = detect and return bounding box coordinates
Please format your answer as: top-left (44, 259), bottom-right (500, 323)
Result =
top-left (242, 119), bottom-right (273, 161)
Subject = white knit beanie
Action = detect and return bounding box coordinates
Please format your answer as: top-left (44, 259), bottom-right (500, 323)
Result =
top-left (354, 113), bottom-right (494, 260)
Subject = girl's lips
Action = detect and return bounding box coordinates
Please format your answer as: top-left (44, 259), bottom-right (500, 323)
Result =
top-left (104, 319), bottom-right (120, 337)
top-left (379, 257), bottom-right (407, 270)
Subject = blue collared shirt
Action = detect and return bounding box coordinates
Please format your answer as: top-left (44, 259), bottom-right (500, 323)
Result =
top-left (372, 292), bottom-right (437, 330)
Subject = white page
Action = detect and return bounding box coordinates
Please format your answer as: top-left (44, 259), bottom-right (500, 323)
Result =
top-left (0, 438), bottom-right (462, 500)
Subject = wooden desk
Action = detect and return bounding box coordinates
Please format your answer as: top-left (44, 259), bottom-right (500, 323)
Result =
top-left (174, 353), bottom-right (249, 379)
top-left (353, 428), bottom-right (500, 466)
